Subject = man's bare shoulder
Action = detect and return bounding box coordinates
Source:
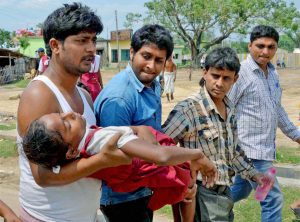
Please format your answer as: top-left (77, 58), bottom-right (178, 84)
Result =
top-left (17, 80), bottom-right (60, 136)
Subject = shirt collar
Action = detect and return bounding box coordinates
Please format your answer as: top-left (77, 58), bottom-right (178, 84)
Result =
top-left (77, 127), bottom-right (92, 150)
top-left (247, 54), bottom-right (275, 73)
top-left (126, 64), bottom-right (159, 93)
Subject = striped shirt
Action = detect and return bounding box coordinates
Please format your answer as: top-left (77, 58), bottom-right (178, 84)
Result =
top-left (228, 55), bottom-right (300, 160)
top-left (162, 85), bottom-right (257, 186)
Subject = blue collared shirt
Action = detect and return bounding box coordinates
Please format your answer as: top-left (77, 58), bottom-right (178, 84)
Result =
top-left (228, 55), bottom-right (300, 161)
top-left (94, 64), bottom-right (162, 205)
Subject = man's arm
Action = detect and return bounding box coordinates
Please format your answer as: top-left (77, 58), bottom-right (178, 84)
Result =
top-left (18, 82), bottom-right (130, 186)
top-left (173, 63), bottom-right (177, 82)
top-left (277, 104), bottom-right (300, 143)
top-left (30, 133), bottom-right (131, 186)
top-left (0, 200), bottom-right (21, 222)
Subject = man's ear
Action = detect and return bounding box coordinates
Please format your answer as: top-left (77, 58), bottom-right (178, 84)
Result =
top-left (129, 47), bottom-right (134, 62)
top-left (49, 38), bottom-right (60, 55)
top-left (234, 74), bottom-right (239, 83)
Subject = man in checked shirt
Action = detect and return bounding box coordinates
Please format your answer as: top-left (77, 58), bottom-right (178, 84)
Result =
top-left (228, 25), bottom-right (300, 222)
top-left (162, 47), bottom-right (268, 222)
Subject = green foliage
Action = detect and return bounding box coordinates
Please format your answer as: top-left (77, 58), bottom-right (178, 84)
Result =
top-left (124, 13), bottom-right (143, 29)
top-left (0, 28), bottom-right (13, 48)
top-left (279, 34), bottom-right (296, 52)
top-left (19, 35), bottom-right (30, 53)
top-left (0, 139), bottom-right (17, 157)
top-left (231, 41), bottom-right (248, 54)
top-left (139, 0), bottom-right (299, 67)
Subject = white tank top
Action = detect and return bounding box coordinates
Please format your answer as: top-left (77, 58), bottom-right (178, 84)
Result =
top-left (18, 75), bottom-right (100, 222)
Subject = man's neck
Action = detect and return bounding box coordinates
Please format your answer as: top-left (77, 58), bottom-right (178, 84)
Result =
top-left (45, 65), bottom-right (79, 92)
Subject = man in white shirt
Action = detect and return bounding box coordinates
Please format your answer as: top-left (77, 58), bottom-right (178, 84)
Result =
top-left (228, 25), bottom-right (300, 222)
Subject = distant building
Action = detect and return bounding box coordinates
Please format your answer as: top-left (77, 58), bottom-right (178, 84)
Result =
top-left (96, 38), bottom-right (109, 67)
top-left (172, 45), bottom-right (184, 65)
top-left (109, 29), bottom-right (132, 67)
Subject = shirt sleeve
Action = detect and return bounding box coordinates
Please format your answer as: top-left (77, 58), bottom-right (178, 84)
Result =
top-left (98, 97), bottom-right (133, 127)
top-left (227, 71), bottom-right (246, 106)
top-left (277, 104), bottom-right (300, 141)
top-left (162, 107), bottom-right (189, 143)
top-left (231, 144), bottom-right (258, 180)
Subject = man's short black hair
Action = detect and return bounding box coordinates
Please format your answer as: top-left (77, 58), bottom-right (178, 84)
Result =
top-left (250, 25), bottom-right (279, 43)
top-left (131, 24), bottom-right (174, 59)
top-left (22, 119), bottom-right (69, 169)
top-left (43, 2), bottom-right (103, 57)
top-left (200, 47), bottom-right (240, 86)
top-left (204, 47), bottom-right (240, 74)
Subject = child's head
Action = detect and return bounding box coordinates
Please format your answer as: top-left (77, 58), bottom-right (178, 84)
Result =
top-left (23, 112), bottom-right (86, 168)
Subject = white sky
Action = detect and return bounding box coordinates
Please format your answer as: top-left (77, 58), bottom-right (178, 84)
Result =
top-left (0, 0), bottom-right (299, 39)
top-left (0, 0), bottom-right (148, 38)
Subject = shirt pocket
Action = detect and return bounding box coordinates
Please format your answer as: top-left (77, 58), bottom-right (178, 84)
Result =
top-left (199, 127), bottom-right (219, 156)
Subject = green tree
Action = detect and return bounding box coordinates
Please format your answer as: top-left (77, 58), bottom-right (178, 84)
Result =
top-left (124, 13), bottom-right (143, 29)
top-left (279, 34), bottom-right (296, 52)
top-left (19, 35), bottom-right (30, 53)
top-left (0, 29), bottom-right (13, 48)
top-left (143, 0), bottom-right (299, 67)
top-left (284, 19), bottom-right (300, 49)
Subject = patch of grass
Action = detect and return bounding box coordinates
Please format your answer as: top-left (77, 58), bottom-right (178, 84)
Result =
top-left (234, 187), bottom-right (300, 222)
top-left (13, 79), bottom-right (30, 88)
top-left (0, 139), bottom-right (17, 157)
top-left (156, 205), bottom-right (172, 219)
top-left (0, 123), bottom-right (16, 131)
top-left (3, 79), bottom-right (30, 89)
top-left (157, 187), bottom-right (300, 221)
top-left (276, 146), bottom-right (300, 164)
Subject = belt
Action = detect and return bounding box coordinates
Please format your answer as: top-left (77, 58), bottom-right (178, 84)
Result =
top-left (197, 181), bottom-right (228, 194)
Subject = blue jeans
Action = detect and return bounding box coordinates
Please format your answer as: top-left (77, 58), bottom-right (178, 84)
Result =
top-left (230, 159), bottom-right (283, 222)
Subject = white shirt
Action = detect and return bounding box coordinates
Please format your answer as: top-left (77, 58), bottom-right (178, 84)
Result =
top-left (18, 75), bottom-right (100, 222)
top-left (228, 55), bottom-right (300, 160)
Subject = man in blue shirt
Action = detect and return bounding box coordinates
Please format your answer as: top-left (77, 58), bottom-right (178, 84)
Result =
top-left (94, 24), bottom-right (173, 222)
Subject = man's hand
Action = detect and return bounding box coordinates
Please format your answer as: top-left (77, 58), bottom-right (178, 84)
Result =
top-left (130, 126), bottom-right (158, 145)
top-left (251, 173), bottom-right (274, 187)
top-left (100, 133), bottom-right (132, 167)
top-left (183, 170), bottom-right (197, 202)
top-left (191, 155), bottom-right (218, 188)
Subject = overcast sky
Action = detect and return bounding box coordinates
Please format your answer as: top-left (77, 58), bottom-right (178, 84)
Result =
top-left (0, 0), bottom-right (148, 38)
top-left (0, 0), bottom-right (299, 39)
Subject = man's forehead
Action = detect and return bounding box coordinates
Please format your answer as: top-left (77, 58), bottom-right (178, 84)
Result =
top-left (138, 44), bottom-right (167, 56)
top-left (74, 31), bottom-right (97, 37)
top-left (252, 37), bottom-right (277, 45)
top-left (208, 67), bottom-right (235, 75)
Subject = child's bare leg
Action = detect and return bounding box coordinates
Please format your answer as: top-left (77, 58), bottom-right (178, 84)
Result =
top-left (180, 197), bottom-right (196, 222)
top-left (172, 203), bottom-right (182, 222)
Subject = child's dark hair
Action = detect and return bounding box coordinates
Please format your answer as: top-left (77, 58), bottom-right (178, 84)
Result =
top-left (43, 2), bottom-right (103, 57)
top-left (22, 119), bottom-right (69, 169)
top-left (131, 24), bottom-right (174, 59)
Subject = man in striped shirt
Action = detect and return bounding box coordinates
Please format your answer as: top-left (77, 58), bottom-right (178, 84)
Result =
top-left (162, 47), bottom-right (267, 222)
top-left (228, 25), bottom-right (300, 222)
